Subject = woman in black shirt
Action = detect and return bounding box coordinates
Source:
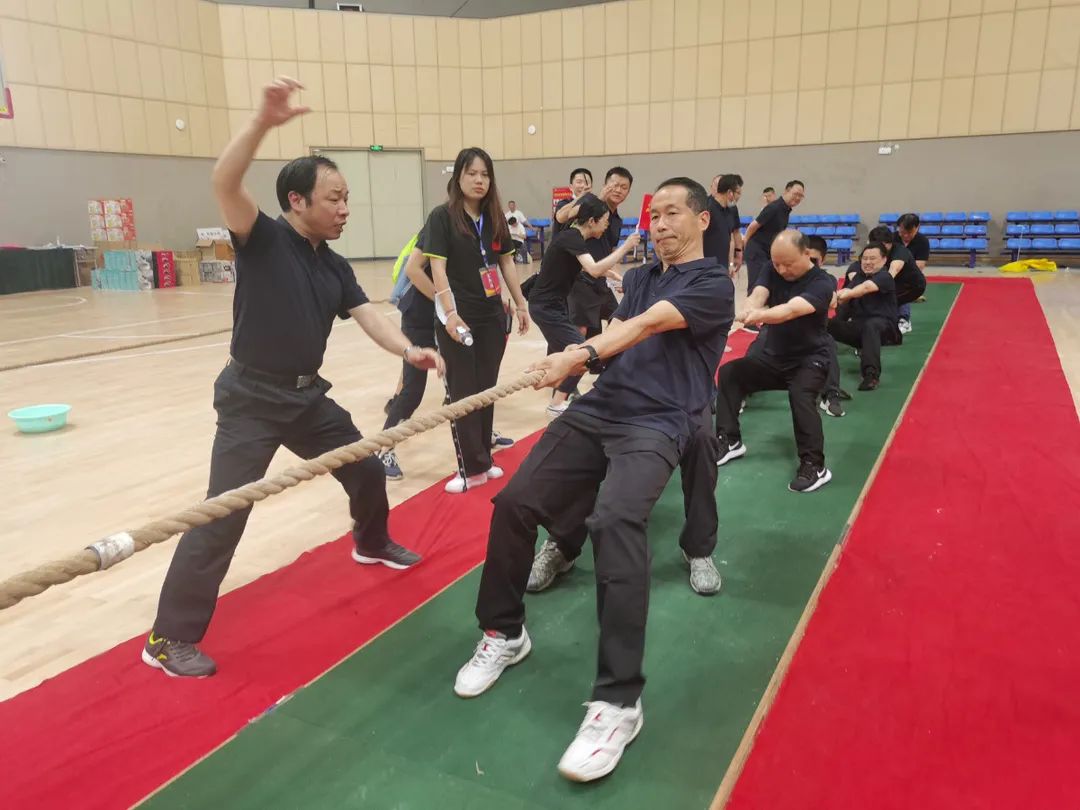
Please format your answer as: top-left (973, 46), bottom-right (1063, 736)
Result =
top-left (528, 194), bottom-right (639, 414)
top-left (424, 147), bottom-right (529, 494)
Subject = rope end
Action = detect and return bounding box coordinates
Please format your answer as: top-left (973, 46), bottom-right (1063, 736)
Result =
top-left (87, 532), bottom-right (136, 570)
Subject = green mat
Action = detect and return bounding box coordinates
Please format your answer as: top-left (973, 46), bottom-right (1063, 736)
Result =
top-left (143, 287), bottom-right (959, 810)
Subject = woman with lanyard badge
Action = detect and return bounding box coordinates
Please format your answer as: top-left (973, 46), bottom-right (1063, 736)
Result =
top-left (424, 147), bottom-right (530, 494)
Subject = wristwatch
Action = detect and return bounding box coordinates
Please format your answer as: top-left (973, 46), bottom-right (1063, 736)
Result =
top-left (403, 345), bottom-right (420, 360)
top-left (580, 344), bottom-right (604, 374)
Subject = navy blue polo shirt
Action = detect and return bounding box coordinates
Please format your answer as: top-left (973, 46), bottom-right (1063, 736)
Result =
top-left (584, 206), bottom-right (624, 291)
top-left (569, 257), bottom-right (734, 448)
top-left (229, 211), bottom-right (368, 376)
top-left (752, 263), bottom-right (835, 361)
top-left (843, 261), bottom-right (899, 323)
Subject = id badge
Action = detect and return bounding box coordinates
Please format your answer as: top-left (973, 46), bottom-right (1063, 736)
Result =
top-left (479, 264), bottom-right (501, 297)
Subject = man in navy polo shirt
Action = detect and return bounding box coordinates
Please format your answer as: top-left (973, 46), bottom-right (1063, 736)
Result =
top-left (453, 177), bottom-right (733, 783)
top-left (144, 77), bottom-right (443, 679)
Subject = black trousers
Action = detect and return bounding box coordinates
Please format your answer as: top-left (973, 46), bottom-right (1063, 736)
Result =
top-left (828, 317), bottom-right (899, 381)
top-left (383, 322), bottom-right (436, 430)
top-left (435, 317), bottom-right (507, 477)
top-left (568, 275), bottom-right (617, 337)
top-left (530, 299), bottom-right (584, 396)
top-left (549, 409), bottom-right (718, 561)
top-left (154, 363), bottom-right (390, 642)
top-left (896, 270), bottom-right (927, 306)
top-left (744, 242), bottom-right (771, 292)
top-left (476, 410), bottom-right (680, 706)
top-left (716, 353), bottom-right (828, 467)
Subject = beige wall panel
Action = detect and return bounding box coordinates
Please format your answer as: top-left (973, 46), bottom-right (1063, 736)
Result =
top-left (800, 33), bottom-right (828, 89)
top-left (368, 15), bottom-right (392, 64)
top-left (69, 91), bottom-right (101, 152)
top-left (826, 30), bottom-right (857, 86)
top-left (459, 20), bottom-right (482, 68)
top-left (145, 99), bottom-right (171, 154)
top-left (461, 112), bottom-right (484, 151)
top-left (583, 4), bottom-right (606, 51)
top-left (187, 104), bottom-right (211, 156)
top-left (907, 78), bottom-right (943, 137)
top-left (854, 26), bottom-right (886, 85)
top-left (177, 0), bottom-right (202, 52)
top-left (1009, 8), bottom-right (1050, 72)
top-left (138, 44), bottom-right (167, 101)
top-left (830, 0), bottom-right (860, 29)
top-left (776, 0), bottom-right (804, 36)
top-left (672, 46), bottom-right (699, 100)
top-left (918, 0), bottom-right (949, 19)
top-left (155, 0), bottom-right (181, 49)
top-left (85, 34), bottom-right (118, 95)
top-left (482, 19), bottom-right (502, 68)
top-left (883, 23), bottom-right (916, 81)
top-left (166, 103), bottom-right (192, 155)
top-left (504, 112), bottom-right (524, 158)
top-left (912, 20), bottom-right (947, 80)
top-left (750, 0), bottom-right (777, 39)
top-left (626, 102), bottom-right (649, 152)
top-left (745, 93), bottom-right (771, 145)
top-left (650, 49), bottom-right (675, 101)
top-left (1070, 67), bottom-right (1080, 127)
top-left (316, 12), bottom-right (344, 61)
top-left (939, 76), bottom-right (974, 135)
top-left (298, 61), bottom-right (325, 110)
top-left (983, 0), bottom-right (1016, 11)
top-left (627, 1), bottom-right (650, 52)
top-left (30, 23), bottom-right (62, 87)
top-left (457, 67), bottom-right (480, 115)
top-left (1003, 71), bottom-right (1041, 131)
top-left (604, 104), bottom-right (628, 153)
top-left (888, 0), bottom-right (918, 23)
top-left (542, 61), bottom-right (562, 109)
top-left (857, 0), bottom-right (888, 27)
top-left (773, 36), bottom-right (802, 92)
top-left (944, 16), bottom-right (980, 76)
top-left (520, 15), bottom-right (541, 63)
top-left (344, 14), bottom-right (370, 63)
top-left (651, 0), bottom-right (676, 49)
top-left (114, 40), bottom-right (142, 98)
top-left (521, 64), bottom-right (542, 110)
top-left (60, 28), bottom-right (94, 92)
top-left (804, 0), bottom-right (832, 32)
top-left (849, 84), bottom-right (881, 140)
top-left (797, 88), bottom-right (825, 143)
top-left (269, 8), bottom-right (298, 60)
top-left (439, 67), bottom-right (463, 115)
top-left (208, 106), bottom-right (230, 154)
top-left (562, 108), bottom-right (584, 157)
top-left (483, 67), bottom-right (504, 115)
top-left (397, 112), bottom-right (420, 147)
top-left (583, 57), bottom-right (605, 107)
top-left (391, 16), bottom-right (416, 64)
top-left (440, 113), bottom-right (463, 159)
top-left (277, 115), bottom-right (304, 156)
top-left (698, 0), bottom-right (722, 43)
top-left (606, 54), bottom-right (629, 105)
top-left (722, 41), bottom-right (749, 94)
top-left (254, 123), bottom-right (279, 160)
top-left (350, 112), bottom-right (375, 146)
top-left (694, 97), bottom-right (721, 149)
top-left (563, 59), bottom-right (585, 109)
top-left (822, 86), bottom-right (853, 141)
top-left (649, 101), bottom-right (673, 152)
top-left (293, 10), bottom-right (320, 61)
top-left (719, 95), bottom-right (746, 147)
top-left (161, 49), bottom-right (188, 103)
top-left (524, 109), bottom-right (543, 157)
top-left (9, 84), bottom-right (44, 147)
top-left (725, 0), bottom-right (750, 40)
top-left (976, 13), bottom-right (1014, 74)
top-left (248, 60), bottom-right (273, 106)
top-left (970, 74), bottom-right (1007, 133)
top-left (748, 40), bottom-right (775, 94)
top-left (671, 98), bottom-right (696, 150)
top-left (541, 12), bottom-right (563, 61)
top-left (1035, 68), bottom-right (1075, 129)
top-left (675, 0), bottom-right (700, 46)
top-left (119, 96), bottom-right (148, 154)
top-left (0, 19), bottom-right (35, 84)
top-left (542, 109), bottom-right (563, 155)
top-left (878, 81), bottom-right (911, 138)
top-left (324, 63), bottom-right (349, 112)
top-left (503, 65), bottom-right (523, 112)
top-left (770, 90), bottom-right (798, 144)
top-left (185, 52), bottom-right (208, 106)
top-left (243, 6), bottom-right (272, 60)
top-left (582, 106), bottom-right (604, 153)
top-left (699, 44), bottom-right (723, 97)
top-left (218, 5), bottom-right (245, 58)
top-left (951, 0), bottom-right (984, 13)
top-left (108, 0), bottom-right (135, 39)
top-left (95, 94), bottom-right (125, 153)
top-left (500, 17), bottom-right (521, 65)
top-left (370, 65), bottom-right (395, 114)
top-left (303, 110), bottom-right (329, 146)
top-left (348, 64), bottom-right (373, 113)
top-left (1044, 6), bottom-right (1080, 68)
top-left (198, 1), bottom-right (222, 57)
top-left (417, 112), bottom-right (440, 152)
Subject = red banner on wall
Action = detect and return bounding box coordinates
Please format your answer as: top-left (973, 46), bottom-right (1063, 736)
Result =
top-left (552, 186), bottom-right (572, 217)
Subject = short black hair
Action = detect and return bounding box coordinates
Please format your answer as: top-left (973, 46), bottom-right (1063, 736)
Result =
top-left (717, 175), bottom-right (741, 194)
top-left (570, 167), bottom-right (592, 183)
top-left (806, 235), bottom-right (828, 257)
top-left (276, 155), bottom-right (339, 212)
top-left (508, 216), bottom-right (518, 225)
top-left (862, 241), bottom-right (889, 258)
top-left (897, 213), bottom-right (921, 230)
top-left (606, 166), bottom-right (634, 185)
top-left (868, 225), bottom-right (895, 244)
top-left (656, 177), bottom-right (708, 213)
top-left (785, 179), bottom-right (805, 191)
top-left (508, 200), bottom-right (516, 205)
top-left (573, 193), bottom-right (609, 225)
top-left (763, 186), bottom-right (775, 194)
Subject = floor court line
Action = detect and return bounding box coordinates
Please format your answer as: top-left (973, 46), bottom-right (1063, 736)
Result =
top-left (0, 311), bottom-right (231, 347)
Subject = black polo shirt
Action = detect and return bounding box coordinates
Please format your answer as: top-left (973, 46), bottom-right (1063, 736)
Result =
top-left (843, 261), bottom-right (899, 323)
top-left (398, 226), bottom-right (435, 329)
top-left (583, 207), bottom-right (624, 291)
top-left (228, 211), bottom-right (368, 376)
top-left (904, 232), bottom-right (931, 263)
top-left (423, 203), bottom-right (515, 324)
top-left (530, 227), bottom-right (590, 307)
top-left (569, 258), bottom-right (734, 449)
top-left (702, 197), bottom-right (734, 266)
top-left (552, 198), bottom-right (573, 235)
top-left (887, 242), bottom-right (926, 289)
top-left (752, 263), bottom-right (834, 362)
top-left (748, 197), bottom-right (793, 254)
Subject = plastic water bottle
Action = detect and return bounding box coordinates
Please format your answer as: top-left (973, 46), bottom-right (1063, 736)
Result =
top-left (456, 325), bottom-right (474, 346)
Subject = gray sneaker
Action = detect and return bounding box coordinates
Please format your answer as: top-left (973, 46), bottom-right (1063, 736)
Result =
top-left (526, 540), bottom-right (575, 592)
top-left (352, 540), bottom-right (421, 570)
top-left (142, 633), bottom-right (217, 678)
top-left (683, 551), bottom-right (722, 596)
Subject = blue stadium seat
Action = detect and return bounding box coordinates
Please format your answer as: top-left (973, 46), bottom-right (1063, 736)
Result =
top-left (879, 212), bottom-right (900, 224)
top-left (941, 224), bottom-right (964, 236)
top-left (939, 238), bottom-right (965, 251)
top-left (964, 238), bottom-right (988, 251)
top-left (944, 211), bottom-right (967, 223)
top-left (922, 211), bottom-right (944, 223)
top-left (1053, 210), bottom-right (1079, 221)
top-left (1006, 211), bottom-right (1029, 221)
top-left (816, 225), bottom-right (836, 236)
top-left (803, 214), bottom-right (822, 224)
top-left (1055, 223), bottom-right (1080, 235)
top-left (840, 214), bottom-right (860, 224)
top-left (964, 225), bottom-right (987, 236)
top-left (740, 216), bottom-right (752, 226)
top-left (828, 238), bottom-right (853, 249)
top-left (532, 218), bottom-right (551, 227)
top-left (789, 214), bottom-right (806, 224)
top-left (836, 225), bottom-right (857, 236)
top-left (1058, 238), bottom-right (1080, 250)
top-left (1029, 211), bottom-right (1054, 221)
top-left (800, 226), bottom-right (817, 235)
top-left (1032, 237), bottom-right (1058, 250)
top-left (1031, 223), bottom-right (1055, 235)
top-left (929, 238), bottom-right (941, 249)
top-left (1006, 238), bottom-right (1032, 250)
top-left (1005, 224), bottom-right (1029, 235)
top-left (921, 225), bottom-right (941, 236)
top-left (970, 211), bottom-right (991, 223)
top-left (622, 217), bottom-right (639, 226)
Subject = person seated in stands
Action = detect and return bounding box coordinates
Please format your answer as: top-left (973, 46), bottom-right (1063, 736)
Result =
top-left (894, 213), bottom-right (931, 334)
top-left (508, 216), bottom-right (530, 264)
top-left (867, 225), bottom-right (926, 336)
top-left (826, 242), bottom-right (902, 392)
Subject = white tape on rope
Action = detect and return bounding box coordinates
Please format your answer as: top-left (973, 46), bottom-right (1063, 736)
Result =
top-left (87, 532), bottom-right (136, 570)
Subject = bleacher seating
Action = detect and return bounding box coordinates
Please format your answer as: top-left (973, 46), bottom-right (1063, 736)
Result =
top-left (1005, 209), bottom-right (1080, 257)
top-left (873, 211), bottom-right (993, 267)
top-left (790, 213), bottom-right (861, 263)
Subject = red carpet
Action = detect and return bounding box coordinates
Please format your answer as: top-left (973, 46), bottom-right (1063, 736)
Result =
top-left (0, 437), bottom-right (541, 810)
top-left (727, 279), bottom-right (1080, 809)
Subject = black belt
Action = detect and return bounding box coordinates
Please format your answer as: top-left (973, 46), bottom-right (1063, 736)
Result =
top-left (227, 357), bottom-right (318, 389)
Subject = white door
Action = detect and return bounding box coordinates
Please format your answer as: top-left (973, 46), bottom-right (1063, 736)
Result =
top-left (317, 149), bottom-right (424, 259)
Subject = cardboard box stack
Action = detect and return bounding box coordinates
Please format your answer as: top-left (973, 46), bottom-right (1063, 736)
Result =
top-left (152, 250), bottom-right (177, 288)
top-left (176, 250), bottom-right (201, 286)
top-left (196, 227), bottom-right (236, 283)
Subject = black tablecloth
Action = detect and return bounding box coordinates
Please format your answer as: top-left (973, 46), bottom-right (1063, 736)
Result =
top-left (0, 248), bottom-right (77, 295)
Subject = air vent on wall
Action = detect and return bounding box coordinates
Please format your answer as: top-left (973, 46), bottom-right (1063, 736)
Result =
top-left (337, 3), bottom-right (363, 10)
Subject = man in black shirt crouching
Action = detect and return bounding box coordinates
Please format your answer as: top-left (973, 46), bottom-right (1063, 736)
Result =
top-left (715, 229), bottom-right (835, 493)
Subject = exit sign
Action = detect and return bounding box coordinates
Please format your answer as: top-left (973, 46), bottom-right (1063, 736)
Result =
top-left (370, 144), bottom-right (384, 152)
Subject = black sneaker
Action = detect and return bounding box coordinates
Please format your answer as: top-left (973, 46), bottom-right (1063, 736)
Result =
top-left (858, 375), bottom-right (879, 391)
top-left (142, 633), bottom-right (217, 678)
top-left (352, 540), bottom-right (421, 570)
top-left (837, 388), bottom-right (853, 401)
top-left (716, 439), bottom-right (747, 466)
top-left (491, 431), bottom-right (515, 449)
top-left (820, 394), bottom-right (845, 418)
top-left (788, 461), bottom-right (832, 493)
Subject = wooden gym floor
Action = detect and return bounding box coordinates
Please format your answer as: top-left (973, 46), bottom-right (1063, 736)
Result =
top-left (0, 262), bottom-right (1076, 701)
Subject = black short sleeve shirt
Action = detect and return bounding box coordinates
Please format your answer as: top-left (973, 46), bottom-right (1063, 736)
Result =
top-left (422, 203), bottom-right (515, 324)
top-left (888, 243), bottom-right (926, 288)
top-left (752, 263), bottom-right (835, 361)
top-left (702, 197), bottom-right (732, 266)
top-left (905, 233), bottom-right (931, 263)
top-left (750, 198), bottom-right (793, 252)
top-left (530, 227), bottom-right (590, 306)
top-left (229, 211), bottom-right (368, 376)
top-left (572, 258), bottom-right (735, 448)
top-left (552, 198), bottom-right (573, 235)
top-left (844, 263), bottom-right (899, 323)
top-left (584, 207), bottom-right (624, 289)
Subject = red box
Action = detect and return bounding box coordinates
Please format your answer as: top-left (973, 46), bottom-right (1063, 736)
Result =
top-left (153, 251), bottom-right (176, 289)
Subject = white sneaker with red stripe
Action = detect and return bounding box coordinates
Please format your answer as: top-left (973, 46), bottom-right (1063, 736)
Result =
top-left (557, 699), bottom-right (643, 782)
top-left (453, 627), bottom-right (532, 697)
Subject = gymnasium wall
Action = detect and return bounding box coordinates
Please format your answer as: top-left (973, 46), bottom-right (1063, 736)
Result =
top-left (1, 0), bottom-right (1080, 245)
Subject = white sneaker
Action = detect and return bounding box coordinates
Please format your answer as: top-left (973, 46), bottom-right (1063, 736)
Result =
top-left (716, 441), bottom-right (747, 466)
top-left (898, 318), bottom-right (912, 334)
top-left (546, 399), bottom-right (570, 415)
top-left (557, 699), bottom-right (644, 782)
top-left (454, 628), bottom-right (532, 697)
top-left (486, 465), bottom-right (504, 479)
top-left (444, 472), bottom-right (488, 494)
